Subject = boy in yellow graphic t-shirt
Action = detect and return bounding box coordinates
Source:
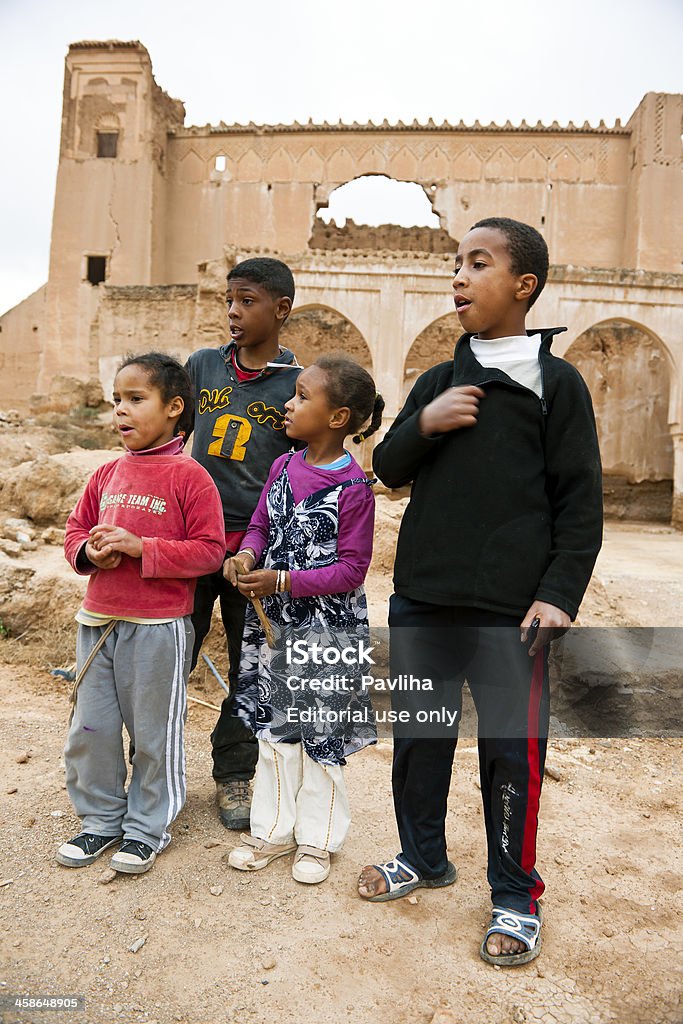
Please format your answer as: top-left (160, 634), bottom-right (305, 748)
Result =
top-left (185, 257), bottom-right (301, 829)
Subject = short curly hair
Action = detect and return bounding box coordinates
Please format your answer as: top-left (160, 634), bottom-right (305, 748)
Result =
top-left (471, 217), bottom-right (549, 308)
top-left (227, 257), bottom-right (295, 302)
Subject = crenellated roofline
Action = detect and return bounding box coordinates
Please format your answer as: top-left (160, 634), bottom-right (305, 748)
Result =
top-left (65, 41), bottom-right (638, 136)
top-left (69, 40), bottom-right (150, 53)
top-left (175, 118), bottom-right (630, 137)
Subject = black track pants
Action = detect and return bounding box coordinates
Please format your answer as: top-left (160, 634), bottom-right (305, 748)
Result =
top-left (191, 568), bottom-right (258, 782)
top-left (388, 594), bottom-right (549, 914)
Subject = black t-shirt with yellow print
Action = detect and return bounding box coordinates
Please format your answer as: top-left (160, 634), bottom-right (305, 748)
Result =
top-left (185, 342), bottom-right (302, 531)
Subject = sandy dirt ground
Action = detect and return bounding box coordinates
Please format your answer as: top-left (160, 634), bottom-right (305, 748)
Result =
top-left (0, 428), bottom-right (682, 1024)
top-left (0, 666), bottom-right (681, 1024)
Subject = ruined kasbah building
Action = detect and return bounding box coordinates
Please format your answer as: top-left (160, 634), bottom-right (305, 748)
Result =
top-left (1, 41), bottom-right (682, 524)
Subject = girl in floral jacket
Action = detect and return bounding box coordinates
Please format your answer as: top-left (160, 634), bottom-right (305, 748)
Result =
top-left (223, 356), bottom-right (383, 884)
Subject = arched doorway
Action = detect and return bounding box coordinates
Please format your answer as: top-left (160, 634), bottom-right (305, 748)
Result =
top-left (280, 304), bottom-right (372, 368)
top-left (564, 320), bottom-right (673, 521)
top-left (402, 312), bottom-right (460, 401)
top-left (279, 304), bottom-right (375, 468)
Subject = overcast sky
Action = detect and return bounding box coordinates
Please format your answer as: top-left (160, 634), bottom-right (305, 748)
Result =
top-left (1, 0), bottom-right (681, 314)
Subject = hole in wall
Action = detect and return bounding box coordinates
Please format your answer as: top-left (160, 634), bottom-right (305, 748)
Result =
top-left (319, 175), bottom-right (439, 228)
top-left (311, 175), bottom-right (455, 253)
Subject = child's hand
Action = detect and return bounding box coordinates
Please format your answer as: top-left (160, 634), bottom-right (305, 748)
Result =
top-left (224, 553), bottom-right (255, 585)
top-left (84, 539), bottom-right (122, 570)
top-left (236, 569), bottom-right (278, 599)
top-left (520, 602), bottom-right (571, 656)
top-left (419, 386), bottom-right (485, 436)
top-left (89, 523), bottom-right (143, 559)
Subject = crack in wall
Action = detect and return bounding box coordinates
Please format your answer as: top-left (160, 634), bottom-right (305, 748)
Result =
top-left (107, 162), bottom-right (122, 268)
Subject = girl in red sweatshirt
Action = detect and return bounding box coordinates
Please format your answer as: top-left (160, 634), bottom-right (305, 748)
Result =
top-left (57, 353), bottom-right (225, 875)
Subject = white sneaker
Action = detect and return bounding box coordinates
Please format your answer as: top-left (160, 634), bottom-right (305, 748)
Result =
top-left (292, 845), bottom-right (330, 884)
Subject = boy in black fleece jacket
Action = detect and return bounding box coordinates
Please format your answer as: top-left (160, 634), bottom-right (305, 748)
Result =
top-left (358, 218), bottom-right (602, 967)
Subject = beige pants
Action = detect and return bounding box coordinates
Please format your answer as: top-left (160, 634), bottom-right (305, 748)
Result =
top-left (250, 739), bottom-right (350, 852)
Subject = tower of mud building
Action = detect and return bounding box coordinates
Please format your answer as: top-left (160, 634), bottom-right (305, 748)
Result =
top-left (623, 92), bottom-right (683, 270)
top-left (38, 41), bottom-right (185, 392)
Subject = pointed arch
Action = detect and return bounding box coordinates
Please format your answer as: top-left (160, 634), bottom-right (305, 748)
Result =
top-left (518, 147), bottom-right (547, 182)
top-left (327, 147), bottom-right (356, 183)
top-left (236, 149), bottom-right (264, 182)
top-left (297, 147), bottom-right (325, 181)
top-left (279, 304), bottom-right (375, 467)
top-left (452, 146), bottom-right (482, 181)
top-left (403, 311), bottom-right (460, 401)
top-left (485, 145), bottom-right (515, 182)
top-left (388, 145), bottom-right (419, 181)
top-left (178, 148), bottom-right (205, 184)
top-left (358, 146), bottom-right (387, 176)
top-left (565, 318), bottom-right (673, 521)
top-left (279, 303), bottom-right (373, 371)
top-left (550, 146), bottom-right (581, 183)
top-left (265, 146), bottom-right (294, 182)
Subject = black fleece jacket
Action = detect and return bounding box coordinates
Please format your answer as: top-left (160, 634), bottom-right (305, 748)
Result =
top-left (373, 329), bottom-right (603, 620)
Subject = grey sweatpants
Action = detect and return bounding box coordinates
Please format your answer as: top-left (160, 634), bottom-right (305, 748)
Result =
top-left (64, 618), bottom-right (193, 852)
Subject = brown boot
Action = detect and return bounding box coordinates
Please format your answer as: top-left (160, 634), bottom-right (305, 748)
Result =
top-left (215, 778), bottom-right (251, 830)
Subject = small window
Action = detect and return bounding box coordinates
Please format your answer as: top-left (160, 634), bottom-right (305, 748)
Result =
top-left (215, 155), bottom-right (227, 172)
top-left (97, 132), bottom-right (119, 158)
top-left (86, 256), bottom-right (107, 286)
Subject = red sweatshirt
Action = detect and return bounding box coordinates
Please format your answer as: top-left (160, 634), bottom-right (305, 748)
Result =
top-left (64, 447), bottom-right (226, 618)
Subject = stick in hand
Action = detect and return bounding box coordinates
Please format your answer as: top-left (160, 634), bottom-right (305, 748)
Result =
top-left (233, 557), bottom-right (276, 648)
